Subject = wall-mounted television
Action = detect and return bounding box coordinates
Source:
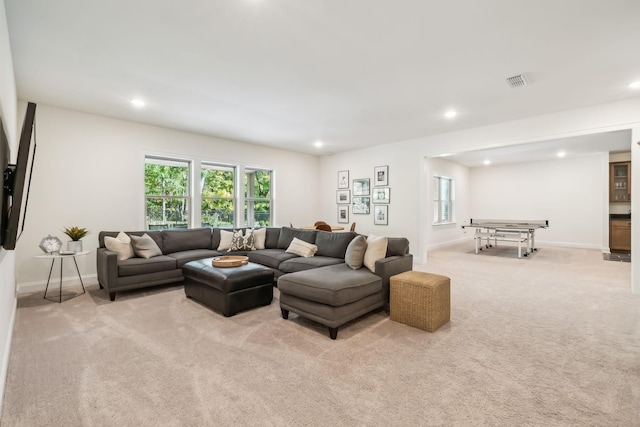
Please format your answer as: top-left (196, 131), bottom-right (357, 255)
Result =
top-left (1, 102), bottom-right (37, 250)
top-left (0, 115), bottom-right (9, 248)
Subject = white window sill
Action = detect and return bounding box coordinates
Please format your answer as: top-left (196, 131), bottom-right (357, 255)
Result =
top-left (433, 221), bottom-right (457, 227)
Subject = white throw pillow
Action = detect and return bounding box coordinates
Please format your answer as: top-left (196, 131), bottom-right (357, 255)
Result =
top-left (218, 230), bottom-right (234, 251)
top-left (285, 237), bottom-right (318, 258)
top-left (252, 228), bottom-right (267, 250)
top-left (104, 232), bottom-right (135, 261)
top-left (363, 234), bottom-right (388, 272)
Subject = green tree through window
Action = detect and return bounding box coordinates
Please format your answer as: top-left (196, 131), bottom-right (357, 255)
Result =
top-left (245, 168), bottom-right (272, 227)
top-left (145, 157), bottom-right (190, 230)
top-left (201, 164), bottom-right (235, 227)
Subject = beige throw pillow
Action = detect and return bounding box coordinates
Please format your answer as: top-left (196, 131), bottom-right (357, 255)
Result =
top-left (345, 235), bottom-right (368, 270)
top-left (218, 230), bottom-right (234, 251)
top-left (104, 232), bottom-right (135, 261)
top-left (252, 228), bottom-right (267, 250)
top-left (363, 234), bottom-right (388, 272)
top-left (129, 233), bottom-right (163, 259)
top-left (285, 237), bottom-right (318, 258)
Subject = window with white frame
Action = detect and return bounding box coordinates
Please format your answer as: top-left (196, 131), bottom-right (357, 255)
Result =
top-left (244, 168), bottom-right (272, 227)
top-left (201, 163), bottom-right (236, 227)
top-left (144, 156), bottom-right (274, 229)
top-left (144, 156), bottom-right (191, 230)
top-left (433, 175), bottom-right (454, 224)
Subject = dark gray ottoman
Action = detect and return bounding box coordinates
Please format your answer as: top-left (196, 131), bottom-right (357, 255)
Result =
top-left (183, 259), bottom-right (274, 317)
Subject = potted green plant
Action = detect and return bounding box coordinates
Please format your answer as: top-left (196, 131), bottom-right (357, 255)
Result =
top-left (63, 226), bottom-right (89, 252)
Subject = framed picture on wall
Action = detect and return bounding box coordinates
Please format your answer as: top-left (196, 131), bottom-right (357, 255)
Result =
top-left (337, 205), bottom-right (349, 224)
top-left (336, 190), bottom-right (350, 204)
top-left (374, 205), bottom-right (388, 225)
top-left (353, 178), bottom-right (370, 196)
top-left (372, 187), bottom-right (390, 204)
top-left (352, 196), bottom-right (370, 214)
top-left (338, 170), bottom-right (349, 189)
top-left (374, 165), bottom-right (388, 186)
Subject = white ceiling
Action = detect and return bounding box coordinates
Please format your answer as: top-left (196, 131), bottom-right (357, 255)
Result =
top-left (443, 129), bottom-right (632, 168)
top-left (5, 1), bottom-right (640, 156)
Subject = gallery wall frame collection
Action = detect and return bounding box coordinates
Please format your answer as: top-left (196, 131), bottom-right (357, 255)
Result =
top-left (336, 166), bottom-right (390, 226)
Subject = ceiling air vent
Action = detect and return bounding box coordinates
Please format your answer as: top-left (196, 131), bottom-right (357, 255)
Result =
top-left (506, 74), bottom-right (528, 88)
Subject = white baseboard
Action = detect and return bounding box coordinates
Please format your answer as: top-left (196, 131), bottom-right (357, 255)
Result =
top-left (17, 274), bottom-right (98, 294)
top-left (0, 296), bottom-right (17, 420)
top-left (426, 237), bottom-right (470, 252)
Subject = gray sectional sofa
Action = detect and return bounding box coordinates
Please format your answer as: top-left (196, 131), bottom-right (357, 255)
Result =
top-left (97, 226), bottom-right (413, 338)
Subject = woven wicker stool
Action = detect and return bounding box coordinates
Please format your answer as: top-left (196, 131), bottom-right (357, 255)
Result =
top-left (390, 271), bottom-right (450, 332)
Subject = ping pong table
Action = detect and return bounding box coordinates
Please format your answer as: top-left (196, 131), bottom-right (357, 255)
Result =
top-left (461, 219), bottom-right (549, 258)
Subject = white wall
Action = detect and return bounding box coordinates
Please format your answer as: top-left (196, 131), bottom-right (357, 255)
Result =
top-left (14, 104), bottom-right (321, 290)
top-left (0, 0), bottom-right (17, 416)
top-left (468, 153), bottom-right (605, 249)
top-left (319, 143), bottom-right (422, 253)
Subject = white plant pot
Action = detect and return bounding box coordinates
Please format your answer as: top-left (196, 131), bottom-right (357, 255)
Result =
top-left (67, 241), bottom-right (83, 252)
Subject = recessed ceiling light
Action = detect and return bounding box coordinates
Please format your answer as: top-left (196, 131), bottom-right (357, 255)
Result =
top-left (483, 160), bottom-right (491, 166)
top-left (314, 140), bottom-right (323, 148)
top-left (131, 98), bottom-right (145, 108)
top-left (629, 81), bottom-right (640, 90)
top-left (557, 151), bottom-right (566, 158)
top-left (444, 110), bottom-right (457, 119)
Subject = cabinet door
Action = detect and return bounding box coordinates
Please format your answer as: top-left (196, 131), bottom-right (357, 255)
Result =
top-left (610, 220), bottom-right (631, 252)
top-left (610, 162), bottom-right (631, 202)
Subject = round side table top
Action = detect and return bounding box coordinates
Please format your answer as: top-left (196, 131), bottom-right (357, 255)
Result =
top-left (35, 250), bottom-right (90, 259)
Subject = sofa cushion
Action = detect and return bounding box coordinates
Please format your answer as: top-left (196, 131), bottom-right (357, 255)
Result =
top-left (168, 249), bottom-right (222, 268)
top-left (345, 235), bottom-right (367, 269)
top-left (277, 263), bottom-right (382, 306)
top-left (130, 234), bottom-right (163, 259)
top-left (363, 234), bottom-right (388, 272)
top-left (286, 237), bottom-right (318, 258)
top-left (279, 256), bottom-right (344, 274)
top-left (118, 255), bottom-right (177, 277)
top-left (162, 228), bottom-right (212, 254)
top-left (277, 227), bottom-right (316, 249)
top-left (315, 231), bottom-right (356, 258)
top-left (264, 228), bottom-right (281, 249)
top-left (104, 232), bottom-right (135, 261)
top-left (247, 249), bottom-right (297, 269)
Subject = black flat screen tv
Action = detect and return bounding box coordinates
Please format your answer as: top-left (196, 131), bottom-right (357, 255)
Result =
top-left (0, 115), bottom-right (9, 248)
top-left (2, 102), bottom-right (37, 250)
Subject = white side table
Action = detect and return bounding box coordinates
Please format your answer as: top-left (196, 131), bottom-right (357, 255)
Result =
top-left (34, 251), bottom-right (90, 303)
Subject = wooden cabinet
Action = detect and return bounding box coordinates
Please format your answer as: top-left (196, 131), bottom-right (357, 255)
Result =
top-left (610, 161), bottom-right (631, 202)
top-left (610, 219), bottom-right (631, 252)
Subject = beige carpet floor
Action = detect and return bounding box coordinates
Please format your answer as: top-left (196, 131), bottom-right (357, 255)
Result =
top-left (1, 243), bottom-right (639, 426)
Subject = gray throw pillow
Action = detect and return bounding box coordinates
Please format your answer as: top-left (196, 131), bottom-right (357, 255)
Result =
top-left (345, 235), bottom-right (367, 269)
top-left (129, 233), bottom-right (163, 259)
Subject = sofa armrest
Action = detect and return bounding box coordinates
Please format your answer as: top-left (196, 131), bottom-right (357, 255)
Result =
top-left (375, 254), bottom-right (414, 303)
top-left (96, 248), bottom-right (119, 291)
